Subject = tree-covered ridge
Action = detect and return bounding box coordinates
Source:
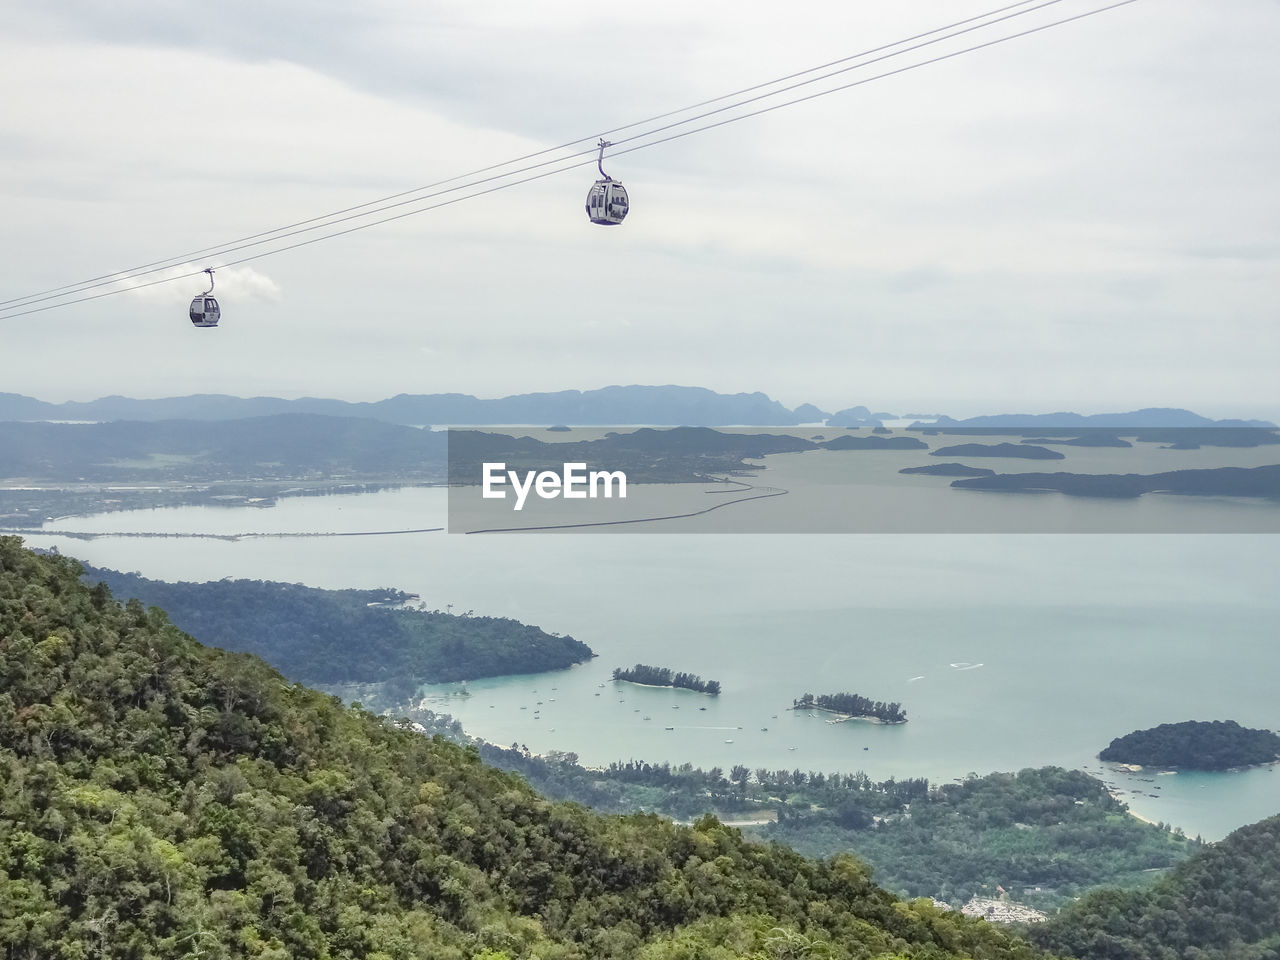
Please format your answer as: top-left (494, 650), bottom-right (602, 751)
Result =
top-left (1031, 814), bottom-right (1280, 960)
top-left (795, 693), bottom-right (907, 724)
top-left (1098, 720), bottom-right (1280, 771)
top-left (612, 664), bottom-right (721, 695)
top-left (78, 563), bottom-right (594, 687)
top-left (1, 538), bottom-right (1052, 959)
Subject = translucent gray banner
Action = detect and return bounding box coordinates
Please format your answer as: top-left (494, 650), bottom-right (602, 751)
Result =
top-left (446, 426), bottom-right (1280, 533)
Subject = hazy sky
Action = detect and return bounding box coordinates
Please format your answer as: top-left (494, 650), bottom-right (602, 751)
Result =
top-left (2, 0), bottom-right (1277, 419)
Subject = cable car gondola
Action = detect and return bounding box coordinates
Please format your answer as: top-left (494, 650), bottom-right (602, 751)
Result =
top-left (189, 268), bottom-right (220, 328)
top-left (585, 139), bottom-right (628, 225)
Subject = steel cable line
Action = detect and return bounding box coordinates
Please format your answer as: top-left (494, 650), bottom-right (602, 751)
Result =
top-left (0, 0), bottom-right (1055, 313)
top-left (0, 0), bottom-right (1089, 316)
top-left (0, 0), bottom-right (1137, 321)
top-left (606, 0), bottom-right (1140, 163)
top-left (3, 0), bottom-right (1073, 316)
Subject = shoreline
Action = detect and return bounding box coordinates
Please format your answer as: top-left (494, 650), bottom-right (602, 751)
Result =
top-left (1102, 757), bottom-right (1280, 775)
top-left (613, 678), bottom-right (719, 696)
top-left (792, 703), bottom-right (907, 725)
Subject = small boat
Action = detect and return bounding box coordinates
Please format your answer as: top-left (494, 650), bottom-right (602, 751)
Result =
top-left (724, 739), bottom-right (734, 744)
top-left (665, 726), bottom-right (674, 731)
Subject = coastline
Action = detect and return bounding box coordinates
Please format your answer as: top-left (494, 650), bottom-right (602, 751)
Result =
top-left (1126, 808), bottom-right (1159, 827)
top-left (613, 678), bottom-right (718, 695)
top-left (792, 703), bottom-right (907, 725)
top-left (1102, 757), bottom-right (1280, 775)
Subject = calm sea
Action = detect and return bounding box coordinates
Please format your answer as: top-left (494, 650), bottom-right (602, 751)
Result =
top-left (24, 473), bottom-right (1280, 842)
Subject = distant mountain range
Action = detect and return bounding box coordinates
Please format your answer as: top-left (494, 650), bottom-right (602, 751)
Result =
top-left (0, 388), bottom-right (1272, 429)
top-left (920, 408), bottom-right (1276, 429)
top-left (0, 386), bottom-right (821, 426)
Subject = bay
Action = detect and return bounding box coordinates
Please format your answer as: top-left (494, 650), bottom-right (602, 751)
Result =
top-left (23, 482), bottom-right (1280, 841)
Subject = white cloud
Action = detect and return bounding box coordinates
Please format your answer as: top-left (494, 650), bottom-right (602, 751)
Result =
top-left (117, 265), bottom-right (282, 305)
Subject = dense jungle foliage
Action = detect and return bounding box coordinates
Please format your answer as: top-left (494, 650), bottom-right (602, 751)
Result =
top-left (1031, 814), bottom-right (1280, 960)
top-left (1, 538), bottom-right (1054, 959)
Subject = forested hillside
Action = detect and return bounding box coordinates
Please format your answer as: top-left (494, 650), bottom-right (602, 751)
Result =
top-left (0, 538), bottom-right (1053, 959)
top-left (1031, 814), bottom-right (1280, 960)
top-left (79, 564), bottom-right (594, 687)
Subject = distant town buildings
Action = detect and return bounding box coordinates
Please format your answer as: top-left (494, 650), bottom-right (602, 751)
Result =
top-left (960, 897), bottom-right (1048, 924)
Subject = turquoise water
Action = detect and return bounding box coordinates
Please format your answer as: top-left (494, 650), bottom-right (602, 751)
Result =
top-left (24, 485), bottom-right (1280, 841)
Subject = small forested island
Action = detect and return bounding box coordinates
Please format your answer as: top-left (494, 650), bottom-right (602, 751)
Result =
top-left (821, 435), bottom-right (927, 450)
top-left (899, 462), bottom-right (997, 477)
top-left (931, 442), bottom-right (1066, 460)
top-left (1100, 720), bottom-right (1280, 771)
top-left (794, 692), bottom-right (907, 724)
top-left (613, 663), bottom-right (721, 694)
